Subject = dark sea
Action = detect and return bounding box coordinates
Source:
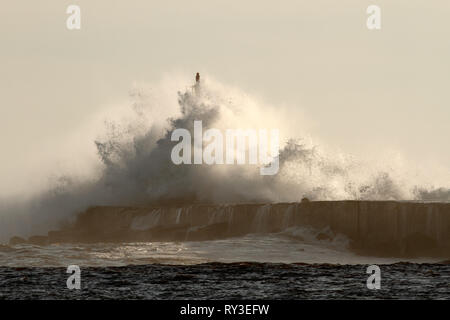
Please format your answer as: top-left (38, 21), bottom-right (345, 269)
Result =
top-left (0, 233), bottom-right (449, 300)
top-left (0, 262), bottom-right (449, 300)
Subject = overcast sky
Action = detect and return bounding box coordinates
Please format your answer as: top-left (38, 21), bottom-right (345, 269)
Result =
top-left (1, 0), bottom-right (449, 195)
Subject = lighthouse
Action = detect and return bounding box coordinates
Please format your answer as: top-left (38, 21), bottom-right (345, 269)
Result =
top-left (193, 72), bottom-right (201, 95)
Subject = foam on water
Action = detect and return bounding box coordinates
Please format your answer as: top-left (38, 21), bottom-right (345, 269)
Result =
top-left (0, 233), bottom-right (443, 268)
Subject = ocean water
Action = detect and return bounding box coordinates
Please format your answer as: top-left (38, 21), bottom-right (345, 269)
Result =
top-left (1, 233), bottom-right (448, 299)
top-left (1, 262), bottom-right (449, 300)
top-left (1, 231), bottom-right (445, 267)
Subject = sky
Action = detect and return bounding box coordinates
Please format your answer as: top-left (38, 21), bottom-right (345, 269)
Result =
top-left (1, 0), bottom-right (449, 196)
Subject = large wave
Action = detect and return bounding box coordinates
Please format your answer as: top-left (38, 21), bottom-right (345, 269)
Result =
top-left (0, 75), bottom-right (449, 242)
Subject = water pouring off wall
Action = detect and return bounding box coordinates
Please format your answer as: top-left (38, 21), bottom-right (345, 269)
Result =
top-left (11, 200), bottom-right (450, 259)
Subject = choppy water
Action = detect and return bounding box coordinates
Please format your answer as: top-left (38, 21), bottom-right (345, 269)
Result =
top-left (0, 232), bottom-right (443, 267)
top-left (1, 262), bottom-right (449, 299)
top-left (1, 233), bottom-right (448, 299)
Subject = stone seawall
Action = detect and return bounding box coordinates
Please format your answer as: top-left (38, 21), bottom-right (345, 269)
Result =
top-left (10, 201), bottom-right (450, 258)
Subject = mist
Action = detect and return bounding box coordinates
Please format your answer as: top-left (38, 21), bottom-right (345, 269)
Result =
top-left (0, 75), bottom-right (449, 243)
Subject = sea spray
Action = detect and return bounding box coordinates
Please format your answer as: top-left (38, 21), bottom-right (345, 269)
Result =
top-left (0, 76), bottom-right (448, 242)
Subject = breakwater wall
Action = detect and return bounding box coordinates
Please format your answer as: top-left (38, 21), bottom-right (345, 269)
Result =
top-left (10, 201), bottom-right (450, 258)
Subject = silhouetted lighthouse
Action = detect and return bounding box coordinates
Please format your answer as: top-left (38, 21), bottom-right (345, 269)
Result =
top-left (194, 72), bottom-right (201, 95)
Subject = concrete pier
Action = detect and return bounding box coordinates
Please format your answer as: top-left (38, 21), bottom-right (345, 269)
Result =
top-left (16, 201), bottom-right (450, 258)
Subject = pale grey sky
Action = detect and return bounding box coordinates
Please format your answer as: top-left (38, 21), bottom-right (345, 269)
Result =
top-left (1, 0), bottom-right (449, 195)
